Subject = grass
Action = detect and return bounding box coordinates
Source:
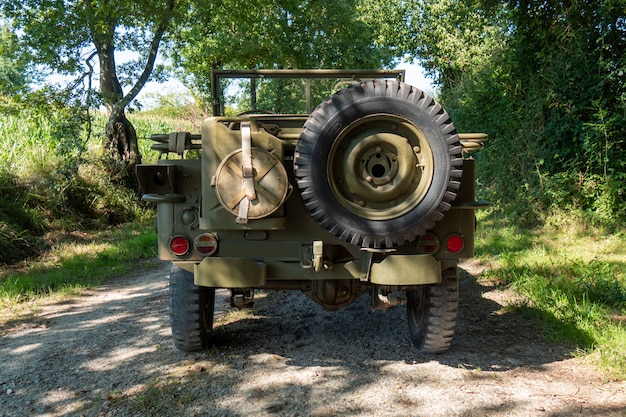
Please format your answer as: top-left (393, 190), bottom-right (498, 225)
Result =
top-left (0, 100), bottom-right (199, 264)
top-left (0, 222), bottom-right (158, 308)
top-left (476, 210), bottom-right (626, 379)
top-left (0, 105), bottom-right (204, 174)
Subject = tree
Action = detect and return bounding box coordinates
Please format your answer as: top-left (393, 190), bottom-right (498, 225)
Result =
top-left (403, 0), bottom-right (507, 92)
top-left (1, 0), bottom-right (176, 183)
top-left (0, 24), bottom-right (29, 94)
top-left (169, 0), bottom-right (405, 103)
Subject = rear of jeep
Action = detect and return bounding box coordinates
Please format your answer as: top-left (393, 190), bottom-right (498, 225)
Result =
top-left (137, 69), bottom-right (487, 353)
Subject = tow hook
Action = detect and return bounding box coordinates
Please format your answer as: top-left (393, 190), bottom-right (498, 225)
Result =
top-left (230, 288), bottom-right (254, 308)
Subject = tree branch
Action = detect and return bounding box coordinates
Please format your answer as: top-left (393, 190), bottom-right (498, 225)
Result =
top-left (115, 0), bottom-right (175, 112)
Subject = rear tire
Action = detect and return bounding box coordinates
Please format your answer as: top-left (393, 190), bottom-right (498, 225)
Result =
top-left (406, 267), bottom-right (458, 353)
top-left (169, 263), bottom-right (215, 352)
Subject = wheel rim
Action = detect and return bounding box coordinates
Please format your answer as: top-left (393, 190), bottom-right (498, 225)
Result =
top-left (328, 115), bottom-right (434, 220)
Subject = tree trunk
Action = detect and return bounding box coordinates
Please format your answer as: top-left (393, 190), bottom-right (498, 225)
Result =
top-left (98, 44), bottom-right (142, 189)
top-left (85, 0), bottom-right (174, 189)
top-left (105, 106), bottom-right (141, 188)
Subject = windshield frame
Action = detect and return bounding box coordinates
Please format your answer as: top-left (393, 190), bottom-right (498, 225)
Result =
top-left (210, 69), bottom-right (406, 116)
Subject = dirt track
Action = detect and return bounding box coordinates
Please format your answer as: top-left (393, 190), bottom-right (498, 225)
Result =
top-left (1, 260), bottom-right (625, 417)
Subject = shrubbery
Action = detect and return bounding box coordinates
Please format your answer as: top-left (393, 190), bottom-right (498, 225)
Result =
top-left (0, 91), bottom-right (176, 264)
top-left (412, 0), bottom-right (625, 232)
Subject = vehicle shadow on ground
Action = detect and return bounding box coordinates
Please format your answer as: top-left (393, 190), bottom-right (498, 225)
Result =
top-left (211, 267), bottom-right (580, 372)
top-left (195, 268), bottom-right (620, 417)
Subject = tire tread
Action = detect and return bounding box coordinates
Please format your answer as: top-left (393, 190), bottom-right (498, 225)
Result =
top-left (169, 264), bottom-right (215, 352)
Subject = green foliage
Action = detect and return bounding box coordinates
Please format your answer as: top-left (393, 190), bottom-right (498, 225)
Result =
top-left (0, 90), bottom-right (85, 263)
top-left (541, 172), bottom-right (626, 229)
top-left (476, 215), bottom-right (626, 378)
top-left (170, 0), bottom-right (405, 104)
top-left (410, 0), bottom-right (626, 231)
top-left (575, 260), bottom-right (626, 309)
top-left (0, 223), bottom-right (157, 305)
top-left (128, 104), bottom-right (207, 138)
top-left (2, 0), bottom-right (180, 179)
top-left (405, 0), bottom-right (507, 89)
top-left (0, 93), bottom-right (192, 264)
top-left (0, 24), bottom-right (30, 94)
top-left (1, 0), bottom-right (176, 81)
top-left (0, 168), bottom-right (47, 264)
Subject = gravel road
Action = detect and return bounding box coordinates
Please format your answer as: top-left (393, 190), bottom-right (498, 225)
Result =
top-left (1, 260), bottom-right (624, 417)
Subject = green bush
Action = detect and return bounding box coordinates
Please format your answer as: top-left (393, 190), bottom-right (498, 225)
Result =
top-left (541, 171), bottom-right (626, 231)
top-left (0, 91), bottom-right (194, 264)
top-left (0, 170), bottom-right (46, 263)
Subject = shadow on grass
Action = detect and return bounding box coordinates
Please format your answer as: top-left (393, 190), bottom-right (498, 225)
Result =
top-left (0, 227), bottom-right (157, 307)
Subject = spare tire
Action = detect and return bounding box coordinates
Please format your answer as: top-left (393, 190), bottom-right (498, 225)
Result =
top-left (294, 80), bottom-right (463, 248)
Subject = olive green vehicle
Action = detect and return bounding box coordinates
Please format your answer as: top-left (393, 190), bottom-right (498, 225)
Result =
top-left (137, 69), bottom-right (488, 353)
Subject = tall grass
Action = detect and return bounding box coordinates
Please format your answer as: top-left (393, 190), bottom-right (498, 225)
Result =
top-left (0, 97), bottom-right (199, 265)
top-left (0, 116), bottom-right (58, 178)
top-left (0, 98), bottom-right (205, 318)
top-left (477, 211), bottom-right (626, 378)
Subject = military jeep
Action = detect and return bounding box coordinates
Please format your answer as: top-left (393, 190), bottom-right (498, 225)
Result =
top-left (137, 69), bottom-right (487, 353)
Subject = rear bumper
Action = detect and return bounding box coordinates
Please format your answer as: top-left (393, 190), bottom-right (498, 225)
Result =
top-left (189, 253), bottom-right (444, 288)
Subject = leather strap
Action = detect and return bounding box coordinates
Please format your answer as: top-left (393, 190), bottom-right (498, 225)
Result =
top-left (237, 121), bottom-right (256, 223)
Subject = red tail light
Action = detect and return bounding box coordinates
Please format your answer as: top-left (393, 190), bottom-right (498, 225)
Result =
top-left (417, 233), bottom-right (440, 254)
top-left (445, 234), bottom-right (465, 254)
top-left (194, 233), bottom-right (218, 256)
top-left (169, 236), bottom-right (191, 256)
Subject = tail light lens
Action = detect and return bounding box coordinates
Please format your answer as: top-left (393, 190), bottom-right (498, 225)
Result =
top-left (418, 233), bottom-right (440, 254)
top-left (169, 235), bottom-right (191, 256)
top-left (445, 234), bottom-right (465, 254)
top-left (194, 233), bottom-right (218, 256)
